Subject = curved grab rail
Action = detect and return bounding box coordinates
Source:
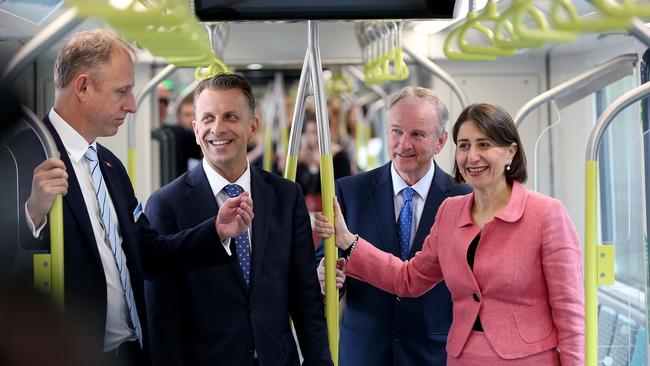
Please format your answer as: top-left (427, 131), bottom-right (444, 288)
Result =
top-left (584, 77), bottom-right (650, 366)
top-left (514, 54), bottom-right (637, 129)
top-left (127, 64), bottom-right (177, 188)
top-left (403, 46), bottom-right (470, 109)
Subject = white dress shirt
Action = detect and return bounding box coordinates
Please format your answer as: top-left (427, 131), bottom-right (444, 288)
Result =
top-left (202, 158), bottom-right (253, 253)
top-left (26, 108), bottom-right (135, 351)
top-left (390, 161), bottom-right (435, 249)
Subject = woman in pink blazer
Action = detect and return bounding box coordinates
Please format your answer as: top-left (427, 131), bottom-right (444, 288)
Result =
top-left (316, 103), bottom-right (584, 365)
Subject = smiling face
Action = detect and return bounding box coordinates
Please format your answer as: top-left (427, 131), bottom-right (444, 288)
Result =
top-left (455, 120), bottom-right (517, 193)
top-left (192, 88), bottom-right (259, 181)
top-left (387, 97), bottom-right (447, 186)
top-left (81, 47), bottom-right (135, 142)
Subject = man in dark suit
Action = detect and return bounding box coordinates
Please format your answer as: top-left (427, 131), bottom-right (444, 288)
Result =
top-left (316, 87), bottom-right (471, 366)
top-left (23, 29), bottom-right (249, 365)
top-left (144, 73), bottom-right (332, 366)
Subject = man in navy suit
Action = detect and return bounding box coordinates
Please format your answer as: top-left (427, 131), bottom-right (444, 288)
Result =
top-left (23, 29), bottom-right (248, 365)
top-left (144, 73), bottom-right (332, 366)
top-left (316, 87), bottom-right (471, 366)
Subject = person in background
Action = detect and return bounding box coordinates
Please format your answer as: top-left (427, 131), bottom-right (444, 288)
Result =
top-left (166, 94), bottom-right (202, 176)
top-left (317, 103), bottom-right (585, 365)
top-left (144, 73), bottom-right (332, 366)
top-left (315, 87), bottom-right (471, 365)
top-left (22, 29), bottom-right (246, 365)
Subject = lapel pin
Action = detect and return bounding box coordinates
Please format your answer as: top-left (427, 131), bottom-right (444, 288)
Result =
top-left (104, 162), bottom-right (113, 168)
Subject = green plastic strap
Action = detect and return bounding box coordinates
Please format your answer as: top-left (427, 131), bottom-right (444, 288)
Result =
top-left (50, 195), bottom-right (64, 307)
top-left (444, 24), bottom-right (497, 61)
top-left (458, 4), bottom-right (517, 57)
top-left (513, 0), bottom-right (577, 43)
top-left (284, 155), bottom-right (298, 182)
top-left (33, 254), bottom-right (52, 295)
top-left (594, 0), bottom-right (650, 18)
top-left (550, 0), bottom-right (631, 32)
top-left (494, 1), bottom-right (544, 49)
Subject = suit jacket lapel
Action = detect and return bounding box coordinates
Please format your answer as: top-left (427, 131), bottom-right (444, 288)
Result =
top-left (369, 163), bottom-right (399, 255)
top-left (249, 167), bottom-right (272, 294)
top-left (411, 162), bottom-right (450, 255)
top-left (185, 165), bottom-right (249, 292)
top-left (43, 116), bottom-right (103, 269)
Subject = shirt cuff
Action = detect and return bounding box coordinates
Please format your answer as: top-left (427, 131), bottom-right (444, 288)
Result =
top-left (221, 237), bottom-right (232, 256)
top-left (25, 202), bottom-right (46, 239)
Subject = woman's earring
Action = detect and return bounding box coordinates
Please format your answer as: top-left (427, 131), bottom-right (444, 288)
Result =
top-left (506, 164), bottom-right (511, 172)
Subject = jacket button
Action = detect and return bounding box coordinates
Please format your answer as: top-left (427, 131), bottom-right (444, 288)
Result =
top-left (396, 296), bottom-right (401, 302)
top-left (393, 337), bottom-right (400, 343)
top-left (472, 293), bottom-right (480, 302)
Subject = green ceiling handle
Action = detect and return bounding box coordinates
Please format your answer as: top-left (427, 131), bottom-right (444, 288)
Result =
top-left (494, 1), bottom-right (544, 49)
top-left (513, 0), bottom-right (577, 43)
top-left (458, 3), bottom-right (517, 57)
top-left (550, 0), bottom-right (631, 31)
top-left (444, 23), bottom-right (498, 61)
top-left (593, 0), bottom-right (650, 17)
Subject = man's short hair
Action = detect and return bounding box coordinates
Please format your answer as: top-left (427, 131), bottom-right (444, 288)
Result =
top-left (54, 28), bottom-right (134, 90)
top-left (388, 87), bottom-right (449, 137)
top-left (193, 73), bottom-right (256, 117)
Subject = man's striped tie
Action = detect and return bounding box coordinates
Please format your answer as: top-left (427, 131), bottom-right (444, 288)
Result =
top-left (84, 146), bottom-right (143, 347)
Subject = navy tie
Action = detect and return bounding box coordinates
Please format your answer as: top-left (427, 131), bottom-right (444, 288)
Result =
top-left (398, 187), bottom-right (415, 261)
top-left (223, 184), bottom-right (251, 287)
top-left (84, 146), bottom-right (142, 347)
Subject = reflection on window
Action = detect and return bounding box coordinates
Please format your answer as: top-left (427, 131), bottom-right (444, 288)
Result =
top-left (0, 0), bottom-right (62, 25)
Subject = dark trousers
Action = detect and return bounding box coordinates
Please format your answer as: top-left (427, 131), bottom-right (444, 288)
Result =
top-left (102, 341), bottom-right (146, 366)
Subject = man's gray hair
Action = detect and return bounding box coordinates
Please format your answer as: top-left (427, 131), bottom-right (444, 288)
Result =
top-left (388, 86), bottom-right (449, 137)
top-left (54, 28), bottom-right (134, 90)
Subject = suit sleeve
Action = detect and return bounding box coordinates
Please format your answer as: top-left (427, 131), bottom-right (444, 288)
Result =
top-left (287, 184), bottom-right (333, 365)
top-left (541, 200), bottom-right (584, 365)
top-left (345, 198), bottom-right (447, 298)
top-left (144, 193), bottom-right (185, 366)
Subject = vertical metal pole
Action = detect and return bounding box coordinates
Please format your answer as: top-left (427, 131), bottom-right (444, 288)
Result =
top-left (308, 20), bottom-right (338, 365)
top-left (284, 52), bottom-right (312, 181)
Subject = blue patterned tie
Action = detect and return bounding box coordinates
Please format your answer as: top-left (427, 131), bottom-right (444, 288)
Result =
top-left (398, 187), bottom-right (415, 261)
top-left (84, 146), bottom-right (142, 347)
top-left (223, 184), bottom-right (251, 287)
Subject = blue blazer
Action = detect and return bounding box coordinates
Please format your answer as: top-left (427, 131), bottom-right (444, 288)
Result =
top-left (145, 164), bottom-right (332, 366)
top-left (21, 117), bottom-right (233, 356)
top-left (318, 162), bottom-right (471, 366)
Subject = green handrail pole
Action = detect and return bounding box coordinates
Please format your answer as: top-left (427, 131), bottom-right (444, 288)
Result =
top-left (585, 79), bottom-right (650, 366)
top-left (308, 20), bottom-right (339, 365)
top-left (284, 52), bottom-right (312, 181)
top-left (50, 196), bottom-right (65, 307)
top-left (128, 64), bottom-right (177, 188)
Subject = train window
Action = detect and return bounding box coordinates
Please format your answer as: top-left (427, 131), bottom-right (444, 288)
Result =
top-left (194, 0), bottom-right (456, 21)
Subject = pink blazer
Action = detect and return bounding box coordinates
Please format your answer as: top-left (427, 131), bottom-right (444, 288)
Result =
top-left (346, 181), bottom-right (584, 365)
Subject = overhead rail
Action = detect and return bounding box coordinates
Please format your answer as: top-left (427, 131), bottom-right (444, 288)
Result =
top-left (584, 73), bottom-right (650, 366)
top-left (629, 18), bottom-right (650, 48)
top-left (550, 0), bottom-right (631, 31)
top-left (514, 54), bottom-right (638, 129)
top-left (403, 46), bottom-right (469, 109)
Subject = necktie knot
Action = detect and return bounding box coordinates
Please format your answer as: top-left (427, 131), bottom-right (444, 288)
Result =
top-left (402, 187), bottom-right (415, 202)
top-left (224, 184), bottom-right (244, 198)
top-left (84, 146), bottom-right (98, 162)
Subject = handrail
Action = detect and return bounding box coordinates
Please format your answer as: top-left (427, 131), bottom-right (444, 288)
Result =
top-left (403, 46), bottom-right (470, 109)
top-left (583, 76), bottom-right (650, 366)
top-left (22, 106), bottom-right (65, 307)
top-left (127, 64), bottom-right (177, 188)
top-left (514, 54), bottom-right (637, 129)
top-left (2, 8), bottom-right (83, 84)
top-left (629, 18), bottom-right (650, 48)
top-left (345, 66), bottom-right (389, 100)
top-left (284, 52), bottom-right (312, 181)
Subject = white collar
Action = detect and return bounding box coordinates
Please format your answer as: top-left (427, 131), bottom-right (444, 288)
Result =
top-left (390, 161), bottom-right (435, 200)
top-left (202, 159), bottom-right (251, 197)
top-left (49, 108), bottom-right (96, 162)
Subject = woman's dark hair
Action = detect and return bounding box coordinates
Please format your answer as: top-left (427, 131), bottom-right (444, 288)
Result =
top-left (452, 103), bottom-right (527, 184)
